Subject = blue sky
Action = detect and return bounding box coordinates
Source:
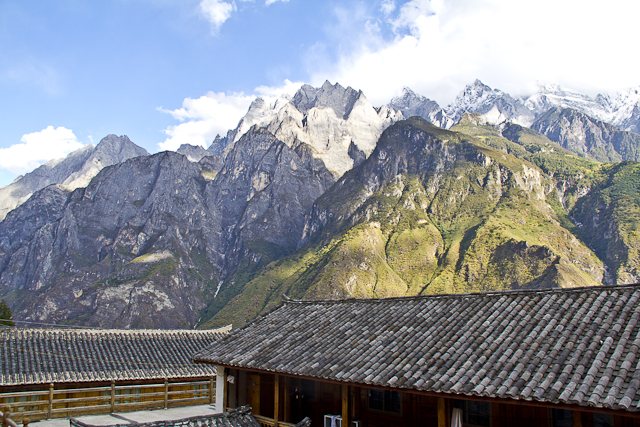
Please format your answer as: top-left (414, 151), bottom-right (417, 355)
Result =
top-left (1, 0), bottom-right (639, 186)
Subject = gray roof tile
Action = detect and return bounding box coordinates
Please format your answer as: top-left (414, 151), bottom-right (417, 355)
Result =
top-left (1, 327), bottom-right (229, 386)
top-left (194, 284), bottom-right (640, 412)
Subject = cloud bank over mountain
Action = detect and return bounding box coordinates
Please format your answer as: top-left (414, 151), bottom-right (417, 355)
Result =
top-left (316, 0), bottom-right (640, 106)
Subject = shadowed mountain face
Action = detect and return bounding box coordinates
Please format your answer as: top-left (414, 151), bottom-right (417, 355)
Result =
top-left (0, 127), bottom-right (335, 328)
top-left (1, 81), bottom-right (639, 330)
top-left (531, 107), bottom-right (640, 162)
top-left (201, 117), bottom-right (639, 329)
top-left (0, 135), bottom-right (148, 221)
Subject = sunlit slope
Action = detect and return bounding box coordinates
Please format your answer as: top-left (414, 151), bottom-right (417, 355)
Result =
top-left (201, 117), bottom-right (615, 328)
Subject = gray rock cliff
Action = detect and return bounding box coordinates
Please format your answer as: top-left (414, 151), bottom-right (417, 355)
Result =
top-left (0, 127), bottom-right (334, 328)
top-left (0, 135), bottom-right (147, 221)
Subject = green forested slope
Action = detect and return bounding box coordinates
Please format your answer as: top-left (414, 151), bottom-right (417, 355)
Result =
top-left (200, 116), bottom-right (637, 329)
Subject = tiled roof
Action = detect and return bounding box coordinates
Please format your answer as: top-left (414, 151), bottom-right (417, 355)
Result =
top-left (69, 406), bottom-right (261, 427)
top-left (194, 284), bottom-right (640, 412)
top-left (0, 326), bottom-right (230, 386)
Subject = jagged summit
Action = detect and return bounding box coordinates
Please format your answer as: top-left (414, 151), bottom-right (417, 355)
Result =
top-left (0, 134), bottom-right (147, 220)
top-left (525, 83), bottom-right (599, 117)
top-left (291, 80), bottom-right (363, 119)
top-left (207, 80), bottom-right (399, 177)
top-left (445, 79), bottom-right (534, 127)
top-left (531, 107), bottom-right (640, 162)
top-left (388, 87), bottom-right (444, 126)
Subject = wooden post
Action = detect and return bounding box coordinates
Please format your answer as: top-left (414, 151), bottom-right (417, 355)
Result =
top-left (283, 377), bottom-right (290, 423)
top-left (210, 377), bottom-right (215, 404)
top-left (164, 379), bottom-right (168, 409)
top-left (47, 383), bottom-right (54, 419)
top-left (274, 374), bottom-right (280, 427)
top-left (215, 366), bottom-right (226, 413)
top-left (110, 381), bottom-right (115, 413)
top-left (341, 384), bottom-right (349, 427)
top-left (573, 411), bottom-right (583, 427)
top-left (437, 397), bottom-right (446, 427)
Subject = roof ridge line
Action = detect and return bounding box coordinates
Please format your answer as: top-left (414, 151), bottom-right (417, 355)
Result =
top-left (282, 283), bottom-right (640, 305)
top-left (1, 326), bottom-right (232, 334)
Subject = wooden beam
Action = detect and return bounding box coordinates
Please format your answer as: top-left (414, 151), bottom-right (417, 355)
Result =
top-left (47, 384), bottom-right (53, 420)
top-left (342, 384), bottom-right (349, 427)
top-left (110, 381), bottom-right (115, 413)
top-left (437, 397), bottom-right (446, 427)
top-left (209, 365), bottom-right (640, 419)
top-left (164, 379), bottom-right (168, 409)
top-left (283, 377), bottom-right (291, 423)
top-left (573, 411), bottom-right (583, 427)
top-left (274, 374), bottom-right (280, 427)
top-left (215, 366), bottom-right (226, 413)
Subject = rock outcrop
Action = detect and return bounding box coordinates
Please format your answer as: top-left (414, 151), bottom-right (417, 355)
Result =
top-left (531, 107), bottom-right (640, 162)
top-left (0, 135), bottom-right (147, 220)
top-left (0, 127), bottom-right (334, 328)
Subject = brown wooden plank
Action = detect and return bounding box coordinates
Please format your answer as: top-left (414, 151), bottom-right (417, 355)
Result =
top-left (46, 395), bottom-right (111, 405)
top-left (52, 386), bottom-right (112, 395)
top-left (342, 384), bottom-right (349, 427)
top-left (274, 374), bottom-right (280, 427)
top-left (0, 391), bottom-right (49, 399)
top-left (437, 397), bottom-right (445, 427)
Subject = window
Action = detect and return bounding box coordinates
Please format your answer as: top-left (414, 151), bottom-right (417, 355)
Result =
top-left (466, 401), bottom-right (490, 426)
top-left (455, 400), bottom-right (490, 427)
top-left (551, 409), bottom-right (573, 427)
top-left (368, 389), bottom-right (401, 413)
top-left (593, 413), bottom-right (612, 427)
top-left (301, 379), bottom-right (316, 400)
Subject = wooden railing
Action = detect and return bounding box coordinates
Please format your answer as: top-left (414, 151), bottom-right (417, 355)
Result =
top-left (0, 379), bottom-right (215, 422)
top-left (253, 414), bottom-right (297, 427)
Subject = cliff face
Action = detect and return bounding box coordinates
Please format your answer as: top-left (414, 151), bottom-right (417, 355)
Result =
top-left (0, 127), bottom-right (334, 328)
top-left (202, 117), bottom-right (638, 329)
top-left (2, 82), bottom-right (640, 330)
top-left (0, 135), bottom-right (148, 221)
top-left (531, 108), bottom-right (640, 162)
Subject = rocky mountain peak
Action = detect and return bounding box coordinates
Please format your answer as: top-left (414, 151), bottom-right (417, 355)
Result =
top-left (93, 134), bottom-right (148, 159)
top-left (292, 80), bottom-right (362, 119)
top-left (444, 80), bottom-right (534, 127)
top-left (530, 107), bottom-right (640, 162)
top-left (0, 135), bottom-right (148, 221)
top-left (388, 87), bottom-right (443, 124)
top-left (524, 82), bottom-right (601, 119)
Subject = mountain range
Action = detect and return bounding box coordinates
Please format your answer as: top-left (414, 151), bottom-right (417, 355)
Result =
top-left (1, 79), bottom-right (639, 329)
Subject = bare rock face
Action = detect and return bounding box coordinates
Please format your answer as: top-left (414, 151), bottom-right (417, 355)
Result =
top-left (0, 135), bottom-right (147, 221)
top-left (0, 127), bottom-right (334, 328)
top-left (176, 143), bottom-right (209, 162)
top-left (444, 80), bottom-right (536, 127)
top-left (209, 81), bottom-right (402, 178)
top-left (531, 107), bottom-right (640, 162)
top-left (388, 87), bottom-right (451, 128)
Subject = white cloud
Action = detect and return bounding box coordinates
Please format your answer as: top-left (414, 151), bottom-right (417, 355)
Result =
top-left (265, 0), bottom-right (289, 5)
top-left (0, 126), bottom-right (86, 175)
top-left (157, 79), bottom-right (304, 152)
top-left (313, 0), bottom-right (640, 106)
top-left (199, 0), bottom-right (236, 31)
top-left (380, 0), bottom-right (396, 16)
top-left (255, 79), bottom-right (303, 98)
top-left (158, 92), bottom-right (254, 151)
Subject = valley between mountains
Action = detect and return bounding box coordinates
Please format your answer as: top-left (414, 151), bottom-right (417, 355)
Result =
top-left (0, 80), bottom-right (638, 329)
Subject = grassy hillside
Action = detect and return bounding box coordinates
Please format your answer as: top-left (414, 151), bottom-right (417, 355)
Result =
top-left (199, 117), bottom-right (624, 329)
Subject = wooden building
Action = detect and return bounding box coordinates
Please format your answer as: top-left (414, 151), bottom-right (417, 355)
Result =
top-left (0, 326), bottom-right (229, 422)
top-left (68, 405), bottom-right (310, 427)
top-left (194, 284), bottom-right (640, 427)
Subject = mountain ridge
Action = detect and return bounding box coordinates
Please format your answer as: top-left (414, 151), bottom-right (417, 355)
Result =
top-left (1, 80), bottom-right (639, 330)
